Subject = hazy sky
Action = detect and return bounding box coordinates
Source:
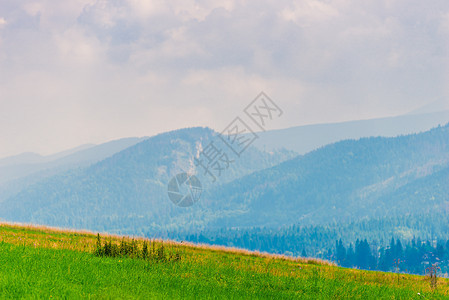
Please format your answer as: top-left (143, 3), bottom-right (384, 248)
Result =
top-left (1, 0), bottom-right (449, 157)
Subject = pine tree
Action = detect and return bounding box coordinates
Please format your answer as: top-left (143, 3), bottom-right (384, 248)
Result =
top-left (336, 239), bottom-right (346, 266)
top-left (395, 239), bottom-right (403, 260)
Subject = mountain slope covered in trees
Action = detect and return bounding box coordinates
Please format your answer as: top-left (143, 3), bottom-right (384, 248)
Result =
top-left (204, 123), bottom-right (449, 228)
top-left (0, 127), bottom-right (294, 234)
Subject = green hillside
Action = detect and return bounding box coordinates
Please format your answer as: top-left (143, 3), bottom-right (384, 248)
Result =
top-left (0, 223), bottom-right (448, 299)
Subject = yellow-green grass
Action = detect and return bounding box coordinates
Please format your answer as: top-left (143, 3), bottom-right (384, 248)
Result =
top-left (0, 222), bottom-right (448, 299)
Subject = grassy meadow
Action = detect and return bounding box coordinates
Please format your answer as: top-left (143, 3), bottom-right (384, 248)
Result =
top-left (0, 223), bottom-right (448, 299)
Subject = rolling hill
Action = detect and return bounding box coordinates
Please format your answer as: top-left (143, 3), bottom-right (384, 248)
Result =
top-left (0, 222), bottom-right (447, 299)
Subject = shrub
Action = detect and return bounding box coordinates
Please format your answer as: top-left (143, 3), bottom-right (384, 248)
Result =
top-left (94, 234), bottom-right (181, 262)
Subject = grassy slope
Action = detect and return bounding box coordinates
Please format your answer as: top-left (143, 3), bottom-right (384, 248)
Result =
top-left (0, 223), bottom-right (448, 299)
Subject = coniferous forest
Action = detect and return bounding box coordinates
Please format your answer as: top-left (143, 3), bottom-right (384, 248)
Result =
top-left (167, 213), bottom-right (449, 276)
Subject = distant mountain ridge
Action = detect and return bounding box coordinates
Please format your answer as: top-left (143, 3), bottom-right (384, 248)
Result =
top-left (0, 137), bottom-right (146, 186)
top-left (0, 137), bottom-right (149, 203)
top-left (0, 144), bottom-right (99, 167)
top-left (252, 110), bottom-right (449, 153)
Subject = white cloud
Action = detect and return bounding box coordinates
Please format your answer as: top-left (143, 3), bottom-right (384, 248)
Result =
top-left (1, 0), bottom-right (449, 157)
top-left (280, 0), bottom-right (339, 26)
top-left (55, 27), bottom-right (105, 66)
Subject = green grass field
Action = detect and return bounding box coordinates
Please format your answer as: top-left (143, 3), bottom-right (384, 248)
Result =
top-left (0, 223), bottom-right (448, 299)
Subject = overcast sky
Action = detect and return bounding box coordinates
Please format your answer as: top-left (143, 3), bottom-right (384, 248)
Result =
top-left (1, 0), bottom-right (449, 157)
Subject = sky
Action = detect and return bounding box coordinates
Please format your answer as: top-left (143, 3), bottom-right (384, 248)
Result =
top-left (1, 0), bottom-right (449, 158)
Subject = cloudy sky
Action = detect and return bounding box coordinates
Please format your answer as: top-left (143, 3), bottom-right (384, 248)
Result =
top-left (1, 0), bottom-right (449, 157)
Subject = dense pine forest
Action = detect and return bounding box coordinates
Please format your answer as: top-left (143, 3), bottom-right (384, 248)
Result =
top-left (332, 237), bottom-right (448, 275)
top-left (166, 213), bottom-right (449, 276)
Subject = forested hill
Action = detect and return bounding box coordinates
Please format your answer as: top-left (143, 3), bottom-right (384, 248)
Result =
top-left (204, 123), bottom-right (449, 228)
top-left (0, 127), bottom-right (294, 234)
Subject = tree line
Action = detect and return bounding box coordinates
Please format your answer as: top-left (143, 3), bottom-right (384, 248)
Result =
top-left (332, 237), bottom-right (449, 275)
